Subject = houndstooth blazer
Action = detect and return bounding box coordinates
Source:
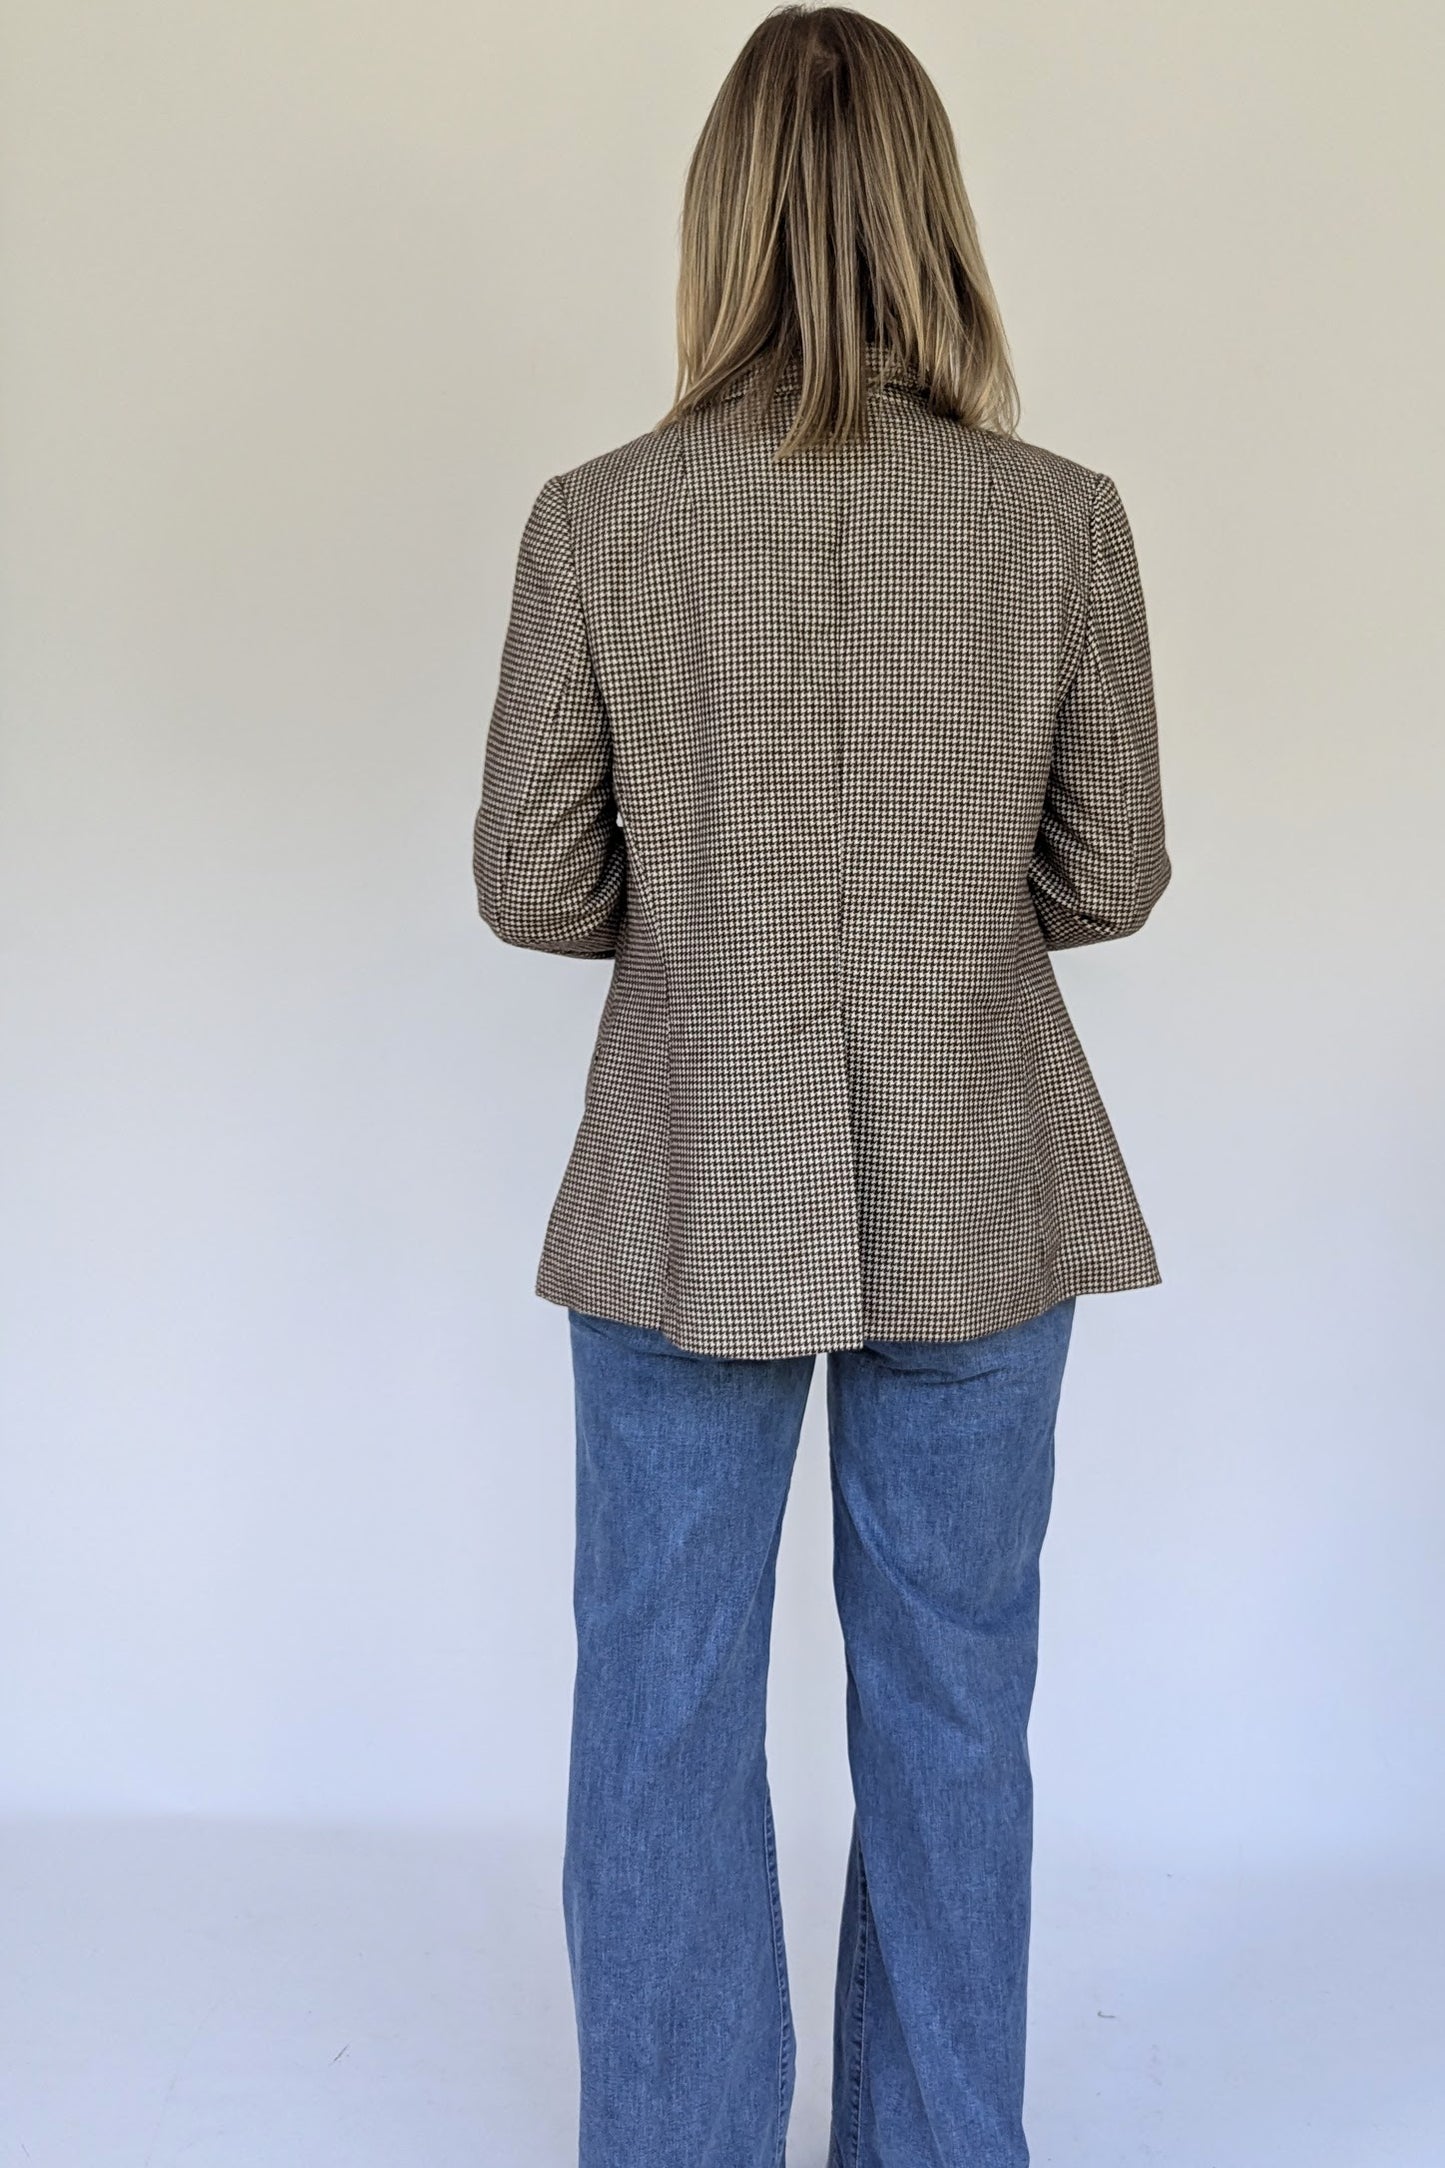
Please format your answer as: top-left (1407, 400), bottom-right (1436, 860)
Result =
top-left (474, 347), bottom-right (1170, 1360)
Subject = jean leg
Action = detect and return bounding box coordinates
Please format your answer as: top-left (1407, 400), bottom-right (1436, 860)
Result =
top-left (825, 1299), bottom-right (1075, 2168)
top-left (564, 1308), bottom-right (814, 2168)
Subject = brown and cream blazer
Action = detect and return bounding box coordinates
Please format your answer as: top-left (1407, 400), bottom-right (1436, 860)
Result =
top-left (474, 352), bottom-right (1171, 1360)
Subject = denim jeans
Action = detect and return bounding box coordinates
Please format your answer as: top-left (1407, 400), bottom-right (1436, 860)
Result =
top-left (563, 1296), bottom-right (1076, 2168)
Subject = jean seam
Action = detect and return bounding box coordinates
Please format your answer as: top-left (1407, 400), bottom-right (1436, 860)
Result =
top-left (846, 1828), bottom-right (869, 2168)
top-left (763, 1787), bottom-right (792, 2168)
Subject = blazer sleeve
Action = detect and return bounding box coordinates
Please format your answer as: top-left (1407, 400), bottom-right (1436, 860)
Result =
top-left (473, 474), bottom-right (626, 957)
top-left (1027, 471), bottom-right (1171, 950)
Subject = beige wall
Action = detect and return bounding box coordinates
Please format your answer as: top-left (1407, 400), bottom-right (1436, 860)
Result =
top-left (1, 0), bottom-right (1442, 1873)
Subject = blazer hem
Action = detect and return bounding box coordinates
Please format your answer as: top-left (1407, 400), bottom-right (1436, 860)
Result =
top-left (533, 1253), bottom-right (1163, 1363)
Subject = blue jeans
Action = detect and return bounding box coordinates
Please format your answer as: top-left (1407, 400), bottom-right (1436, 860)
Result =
top-left (563, 1297), bottom-right (1076, 2168)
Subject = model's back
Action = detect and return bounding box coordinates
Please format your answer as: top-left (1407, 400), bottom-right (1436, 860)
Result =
top-left (475, 12), bottom-right (1174, 2164)
top-left (477, 344), bottom-right (1167, 1356)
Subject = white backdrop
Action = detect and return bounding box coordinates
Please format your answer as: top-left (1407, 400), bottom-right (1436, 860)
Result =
top-left (2, 0), bottom-right (1442, 1894)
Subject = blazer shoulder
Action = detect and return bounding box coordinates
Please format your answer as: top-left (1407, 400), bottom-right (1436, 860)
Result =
top-left (550, 420), bottom-right (688, 529)
top-left (979, 429), bottom-right (1104, 524)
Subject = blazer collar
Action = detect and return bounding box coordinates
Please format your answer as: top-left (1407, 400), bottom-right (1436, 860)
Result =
top-left (718, 337), bottom-right (925, 403)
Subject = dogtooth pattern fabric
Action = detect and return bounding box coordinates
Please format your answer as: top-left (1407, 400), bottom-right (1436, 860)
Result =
top-left (474, 347), bottom-right (1170, 1359)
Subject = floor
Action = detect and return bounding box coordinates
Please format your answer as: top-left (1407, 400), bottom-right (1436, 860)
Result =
top-left (2, 1817), bottom-right (1441, 2166)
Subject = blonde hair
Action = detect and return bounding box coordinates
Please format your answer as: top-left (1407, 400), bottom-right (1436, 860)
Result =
top-left (659, 6), bottom-right (1019, 456)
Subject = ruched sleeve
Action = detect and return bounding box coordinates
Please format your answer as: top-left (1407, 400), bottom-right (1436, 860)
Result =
top-left (473, 475), bottom-right (626, 957)
top-left (1028, 472), bottom-right (1171, 949)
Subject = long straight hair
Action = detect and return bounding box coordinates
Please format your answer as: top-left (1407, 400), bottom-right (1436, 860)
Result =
top-left (658, 6), bottom-right (1019, 457)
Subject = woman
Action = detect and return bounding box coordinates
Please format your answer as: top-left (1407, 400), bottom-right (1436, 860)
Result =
top-left (475, 8), bottom-right (1169, 2164)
